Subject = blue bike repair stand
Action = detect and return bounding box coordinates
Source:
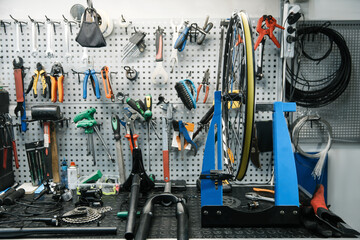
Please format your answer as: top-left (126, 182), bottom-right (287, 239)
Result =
top-left (200, 91), bottom-right (300, 227)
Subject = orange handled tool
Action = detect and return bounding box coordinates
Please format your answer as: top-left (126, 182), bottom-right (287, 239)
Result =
top-left (101, 66), bottom-right (115, 101)
top-left (125, 133), bottom-right (138, 153)
top-left (253, 187), bottom-right (275, 194)
top-left (196, 69), bottom-right (210, 103)
top-left (50, 62), bottom-right (65, 103)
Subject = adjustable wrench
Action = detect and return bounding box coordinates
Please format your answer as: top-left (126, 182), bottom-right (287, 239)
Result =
top-left (169, 19), bottom-right (183, 73)
top-left (151, 26), bottom-right (168, 84)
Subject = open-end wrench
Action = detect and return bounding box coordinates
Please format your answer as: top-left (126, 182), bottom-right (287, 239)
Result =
top-left (45, 16), bottom-right (60, 58)
top-left (63, 15), bottom-right (76, 61)
top-left (151, 26), bottom-right (168, 84)
top-left (28, 16), bottom-right (43, 57)
top-left (245, 192), bottom-right (274, 203)
top-left (82, 47), bottom-right (89, 63)
top-left (10, 15), bottom-right (27, 54)
top-left (169, 19), bottom-right (183, 73)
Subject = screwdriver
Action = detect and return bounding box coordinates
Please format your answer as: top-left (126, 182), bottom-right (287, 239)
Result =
top-left (144, 94), bottom-right (152, 171)
top-left (126, 97), bottom-right (145, 117)
top-left (111, 114), bottom-right (126, 184)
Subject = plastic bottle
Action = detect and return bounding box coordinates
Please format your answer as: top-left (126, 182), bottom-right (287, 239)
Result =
top-left (61, 159), bottom-right (68, 188)
top-left (67, 162), bottom-right (78, 190)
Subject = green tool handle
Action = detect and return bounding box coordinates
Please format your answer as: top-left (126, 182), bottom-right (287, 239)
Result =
top-left (76, 119), bottom-right (97, 128)
top-left (144, 94), bottom-right (152, 121)
top-left (111, 114), bottom-right (121, 141)
top-left (73, 108), bottom-right (96, 123)
top-left (126, 97), bottom-right (144, 116)
top-left (117, 211), bottom-right (141, 219)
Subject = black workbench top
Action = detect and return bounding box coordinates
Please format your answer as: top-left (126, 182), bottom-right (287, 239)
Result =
top-left (0, 186), bottom-right (317, 238)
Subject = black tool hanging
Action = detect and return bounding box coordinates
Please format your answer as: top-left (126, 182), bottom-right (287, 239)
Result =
top-left (75, 7), bottom-right (106, 48)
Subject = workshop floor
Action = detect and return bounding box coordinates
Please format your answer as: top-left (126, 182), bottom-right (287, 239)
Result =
top-left (0, 186), bottom-right (318, 238)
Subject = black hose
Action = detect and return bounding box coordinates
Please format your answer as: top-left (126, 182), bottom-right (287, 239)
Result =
top-left (285, 23), bottom-right (352, 108)
top-left (0, 227), bottom-right (117, 238)
top-left (125, 174), bottom-right (141, 240)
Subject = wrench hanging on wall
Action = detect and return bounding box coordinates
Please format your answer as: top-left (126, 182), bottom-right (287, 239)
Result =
top-left (45, 16), bottom-right (60, 58)
top-left (28, 16), bottom-right (44, 57)
top-left (9, 15), bottom-right (27, 55)
top-left (169, 19), bottom-right (183, 73)
top-left (151, 26), bottom-right (168, 83)
top-left (62, 15), bottom-right (76, 61)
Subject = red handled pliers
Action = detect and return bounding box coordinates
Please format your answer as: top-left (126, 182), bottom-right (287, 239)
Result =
top-left (196, 69), bottom-right (210, 103)
top-left (254, 15), bottom-right (284, 50)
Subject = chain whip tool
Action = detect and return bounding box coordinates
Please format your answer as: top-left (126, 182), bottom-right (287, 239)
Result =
top-left (151, 26), bottom-right (168, 83)
top-left (170, 19), bottom-right (183, 73)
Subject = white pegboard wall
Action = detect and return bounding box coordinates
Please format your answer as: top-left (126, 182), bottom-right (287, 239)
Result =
top-left (291, 21), bottom-right (360, 142)
top-left (0, 18), bottom-right (282, 184)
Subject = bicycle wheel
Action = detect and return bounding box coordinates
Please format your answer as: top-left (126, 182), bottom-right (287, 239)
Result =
top-left (222, 11), bottom-right (255, 180)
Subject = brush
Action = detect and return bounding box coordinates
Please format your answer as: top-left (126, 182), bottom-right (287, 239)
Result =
top-left (175, 79), bottom-right (196, 110)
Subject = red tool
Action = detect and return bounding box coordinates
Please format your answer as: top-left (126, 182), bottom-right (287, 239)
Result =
top-left (196, 69), bottom-right (210, 103)
top-left (124, 113), bottom-right (139, 153)
top-left (7, 118), bottom-right (19, 169)
top-left (2, 147), bottom-right (8, 169)
top-left (254, 15), bottom-right (284, 50)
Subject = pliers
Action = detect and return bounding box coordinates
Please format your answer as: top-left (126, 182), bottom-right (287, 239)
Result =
top-left (196, 69), bottom-right (210, 103)
top-left (123, 110), bottom-right (139, 153)
top-left (26, 62), bottom-right (51, 99)
top-left (100, 66), bottom-right (115, 101)
top-left (49, 62), bottom-right (65, 103)
top-left (83, 69), bottom-right (101, 99)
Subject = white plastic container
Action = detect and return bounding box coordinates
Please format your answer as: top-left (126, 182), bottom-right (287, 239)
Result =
top-left (67, 161), bottom-right (79, 190)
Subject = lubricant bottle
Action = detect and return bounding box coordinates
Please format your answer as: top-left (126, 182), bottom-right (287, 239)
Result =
top-left (67, 161), bottom-right (78, 190)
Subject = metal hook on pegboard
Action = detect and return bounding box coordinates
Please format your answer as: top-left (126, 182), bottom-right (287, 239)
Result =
top-left (0, 20), bottom-right (11, 34)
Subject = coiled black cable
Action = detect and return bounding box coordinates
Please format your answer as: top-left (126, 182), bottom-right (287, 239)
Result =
top-left (285, 22), bottom-right (351, 108)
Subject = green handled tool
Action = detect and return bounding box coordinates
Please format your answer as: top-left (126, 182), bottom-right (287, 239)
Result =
top-left (73, 108), bottom-right (96, 123)
top-left (144, 94), bottom-right (152, 171)
top-left (126, 97), bottom-right (145, 117)
top-left (74, 108), bottom-right (114, 165)
top-left (111, 114), bottom-right (126, 185)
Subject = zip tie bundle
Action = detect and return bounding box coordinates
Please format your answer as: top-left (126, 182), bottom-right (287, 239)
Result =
top-left (292, 115), bottom-right (332, 179)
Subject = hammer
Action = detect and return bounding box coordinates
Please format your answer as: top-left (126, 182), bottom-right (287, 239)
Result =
top-left (31, 105), bottom-right (62, 183)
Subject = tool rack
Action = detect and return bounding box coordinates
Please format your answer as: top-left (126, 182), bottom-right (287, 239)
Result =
top-left (0, 18), bottom-right (281, 184)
